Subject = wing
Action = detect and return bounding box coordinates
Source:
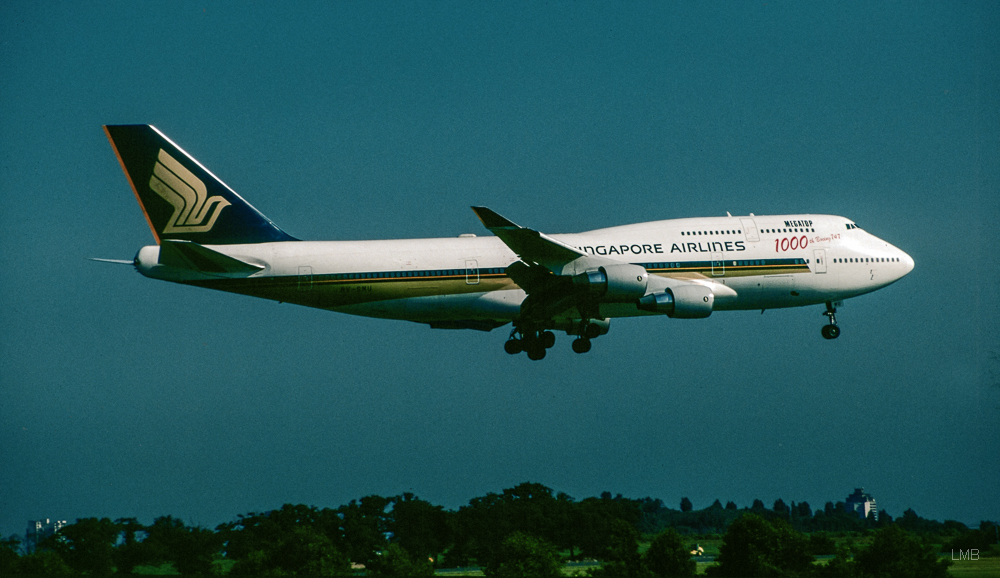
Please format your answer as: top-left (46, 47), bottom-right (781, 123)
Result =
top-left (471, 207), bottom-right (584, 268)
top-left (471, 207), bottom-right (642, 321)
top-left (471, 207), bottom-right (736, 323)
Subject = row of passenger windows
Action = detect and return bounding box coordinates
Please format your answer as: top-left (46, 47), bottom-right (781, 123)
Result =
top-left (329, 268), bottom-right (505, 280)
top-left (835, 257), bottom-right (898, 264)
top-left (733, 258), bottom-right (806, 266)
top-left (681, 227), bottom-right (817, 236)
top-left (641, 259), bottom-right (807, 269)
top-left (681, 230), bottom-right (741, 236)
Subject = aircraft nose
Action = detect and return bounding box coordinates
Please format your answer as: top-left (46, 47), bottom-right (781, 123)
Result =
top-left (900, 250), bottom-right (914, 276)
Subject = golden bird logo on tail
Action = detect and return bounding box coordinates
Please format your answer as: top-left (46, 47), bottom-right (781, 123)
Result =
top-left (148, 149), bottom-right (230, 233)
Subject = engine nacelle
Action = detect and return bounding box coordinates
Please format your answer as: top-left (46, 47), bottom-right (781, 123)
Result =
top-left (636, 284), bottom-right (714, 318)
top-left (572, 264), bottom-right (648, 302)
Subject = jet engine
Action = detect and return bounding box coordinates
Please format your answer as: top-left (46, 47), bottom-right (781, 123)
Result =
top-left (572, 264), bottom-right (649, 302)
top-left (636, 284), bottom-right (714, 318)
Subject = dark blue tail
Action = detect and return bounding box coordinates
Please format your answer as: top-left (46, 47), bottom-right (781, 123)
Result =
top-left (104, 125), bottom-right (297, 244)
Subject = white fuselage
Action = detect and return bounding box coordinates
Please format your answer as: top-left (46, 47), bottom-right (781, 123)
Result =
top-left (134, 214), bottom-right (913, 327)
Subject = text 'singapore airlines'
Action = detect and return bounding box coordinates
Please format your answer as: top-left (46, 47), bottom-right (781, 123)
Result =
top-left (103, 125), bottom-right (914, 360)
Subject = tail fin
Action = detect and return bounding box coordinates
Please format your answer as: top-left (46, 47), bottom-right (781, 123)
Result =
top-left (104, 125), bottom-right (297, 244)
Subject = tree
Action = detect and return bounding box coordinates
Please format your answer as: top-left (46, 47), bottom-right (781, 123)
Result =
top-left (41, 517), bottom-right (119, 577)
top-left (945, 520), bottom-right (999, 555)
top-left (113, 517), bottom-right (147, 574)
top-left (853, 525), bottom-right (950, 578)
top-left (571, 496), bottom-right (642, 563)
top-left (366, 543), bottom-right (434, 577)
top-left (725, 501), bottom-right (737, 511)
top-left (587, 519), bottom-right (647, 578)
top-left (228, 525), bottom-right (349, 576)
top-left (773, 498), bottom-right (790, 520)
top-left (483, 532), bottom-right (562, 578)
top-left (338, 495), bottom-right (392, 566)
top-left (388, 493), bottom-right (451, 562)
top-left (807, 532), bottom-right (837, 556)
top-left (1, 536), bottom-right (20, 575)
top-left (812, 545), bottom-right (853, 578)
top-left (10, 550), bottom-right (74, 575)
top-left (221, 504), bottom-right (350, 576)
top-left (143, 516), bottom-right (222, 575)
top-left (643, 528), bottom-right (695, 578)
top-left (705, 514), bottom-right (812, 578)
top-left (680, 498), bottom-right (693, 513)
top-left (453, 482), bottom-right (588, 566)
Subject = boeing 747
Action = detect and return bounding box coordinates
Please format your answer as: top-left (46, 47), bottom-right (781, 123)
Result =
top-left (103, 125), bottom-right (914, 360)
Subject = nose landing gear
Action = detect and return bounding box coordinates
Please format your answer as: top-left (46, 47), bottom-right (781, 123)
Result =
top-left (821, 301), bottom-right (841, 339)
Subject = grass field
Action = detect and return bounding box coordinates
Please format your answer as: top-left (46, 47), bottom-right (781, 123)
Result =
top-left (132, 554), bottom-right (1000, 576)
top-left (430, 557), bottom-right (1000, 577)
top-left (948, 556), bottom-right (1000, 578)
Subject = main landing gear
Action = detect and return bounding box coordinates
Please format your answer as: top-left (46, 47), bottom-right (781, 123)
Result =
top-left (504, 321), bottom-right (604, 359)
top-left (821, 301), bottom-right (841, 340)
top-left (504, 327), bottom-right (556, 360)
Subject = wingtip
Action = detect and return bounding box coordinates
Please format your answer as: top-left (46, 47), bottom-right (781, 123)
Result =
top-left (471, 206), bottom-right (518, 229)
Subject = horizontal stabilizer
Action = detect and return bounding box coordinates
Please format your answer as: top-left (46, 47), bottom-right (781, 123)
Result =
top-left (158, 240), bottom-right (263, 276)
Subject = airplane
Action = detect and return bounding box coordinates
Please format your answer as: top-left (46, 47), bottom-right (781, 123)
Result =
top-left (102, 124), bottom-right (914, 360)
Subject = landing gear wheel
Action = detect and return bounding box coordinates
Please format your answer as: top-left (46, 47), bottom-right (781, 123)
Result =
top-left (583, 323), bottom-right (601, 339)
top-left (572, 338), bottom-right (592, 354)
top-left (821, 325), bottom-right (840, 340)
top-left (526, 345), bottom-right (547, 360)
top-left (821, 301), bottom-right (840, 340)
top-left (504, 339), bottom-right (523, 355)
top-left (541, 331), bottom-right (556, 349)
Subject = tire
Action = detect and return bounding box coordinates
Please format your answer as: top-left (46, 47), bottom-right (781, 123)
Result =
top-left (541, 331), bottom-right (556, 349)
top-left (821, 325), bottom-right (841, 340)
top-left (572, 338), bottom-right (592, 354)
top-left (526, 346), bottom-right (546, 361)
top-left (504, 339), bottom-right (522, 355)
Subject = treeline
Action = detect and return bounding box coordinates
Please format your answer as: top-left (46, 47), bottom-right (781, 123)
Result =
top-left (2, 482), bottom-right (996, 576)
top-left (637, 495), bottom-right (968, 536)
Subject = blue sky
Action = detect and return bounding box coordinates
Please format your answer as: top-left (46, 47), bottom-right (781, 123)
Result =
top-left (1, 2), bottom-right (998, 537)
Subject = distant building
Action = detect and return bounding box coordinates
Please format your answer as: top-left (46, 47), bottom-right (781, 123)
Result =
top-left (25, 519), bottom-right (66, 553)
top-left (845, 488), bottom-right (878, 521)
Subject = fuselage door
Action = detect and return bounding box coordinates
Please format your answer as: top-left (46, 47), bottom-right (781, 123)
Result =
top-left (711, 252), bottom-right (725, 276)
top-left (740, 218), bottom-right (760, 242)
top-left (813, 249), bottom-right (827, 274)
top-left (465, 259), bottom-right (479, 285)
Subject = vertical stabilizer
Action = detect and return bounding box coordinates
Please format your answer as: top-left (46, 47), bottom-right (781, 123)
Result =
top-left (104, 125), bottom-right (297, 244)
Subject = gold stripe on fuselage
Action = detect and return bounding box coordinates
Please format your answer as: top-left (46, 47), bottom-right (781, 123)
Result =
top-left (188, 272), bottom-right (518, 308)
